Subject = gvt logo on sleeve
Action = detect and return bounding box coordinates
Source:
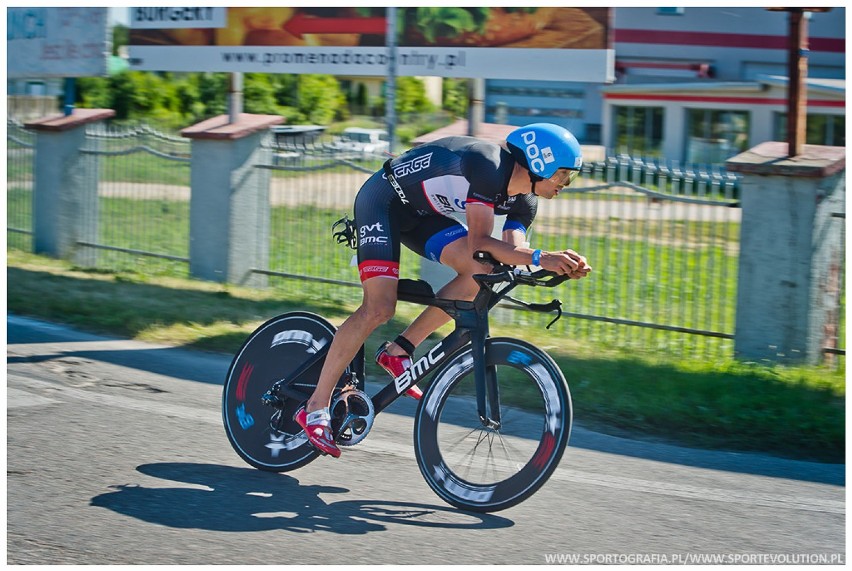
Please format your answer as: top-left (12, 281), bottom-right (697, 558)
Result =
top-left (359, 222), bottom-right (388, 246)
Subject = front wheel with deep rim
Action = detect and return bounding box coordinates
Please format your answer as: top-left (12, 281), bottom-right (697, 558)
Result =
top-left (413, 338), bottom-right (572, 512)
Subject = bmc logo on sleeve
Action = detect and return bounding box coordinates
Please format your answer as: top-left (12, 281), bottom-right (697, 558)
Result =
top-left (521, 131), bottom-right (555, 175)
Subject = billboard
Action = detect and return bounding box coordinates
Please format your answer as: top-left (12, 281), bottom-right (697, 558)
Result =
top-left (7, 7), bottom-right (109, 78)
top-left (128, 7), bottom-right (613, 82)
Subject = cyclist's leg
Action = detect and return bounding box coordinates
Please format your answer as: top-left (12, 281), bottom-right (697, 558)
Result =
top-left (389, 219), bottom-right (489, 351)
top-left (306, 277), bottom-right (398, 413)
top-left (300, 172), bottom-right (403, 453)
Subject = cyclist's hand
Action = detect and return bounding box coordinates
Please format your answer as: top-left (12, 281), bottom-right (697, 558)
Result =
top-left (541, 249), bottom-right (592, 279)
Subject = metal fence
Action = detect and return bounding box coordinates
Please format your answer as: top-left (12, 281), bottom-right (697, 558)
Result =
top-left (7, 119), bottom-right (35, 252)
top-left (255, 138), bottom-right (744, 356)
top-left (6, 120), bottom-right (844, 360)
top-left (79, 122), bottom-right (193, 276)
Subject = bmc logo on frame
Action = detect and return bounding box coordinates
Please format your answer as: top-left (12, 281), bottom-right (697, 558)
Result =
top-left (394, 343), bottom-right (445, 393)
top-left (520, 131), bottom-right (555, 175)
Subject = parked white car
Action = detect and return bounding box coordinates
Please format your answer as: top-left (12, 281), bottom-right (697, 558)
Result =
top-left (331, 128), bottom-right (390, 156)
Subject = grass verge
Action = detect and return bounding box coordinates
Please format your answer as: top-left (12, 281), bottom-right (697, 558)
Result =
top-left (6, 249), bottom-right (845, 463)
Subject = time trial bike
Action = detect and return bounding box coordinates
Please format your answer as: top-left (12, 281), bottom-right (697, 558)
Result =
top-left (222, 249), bottom-right (573, 512)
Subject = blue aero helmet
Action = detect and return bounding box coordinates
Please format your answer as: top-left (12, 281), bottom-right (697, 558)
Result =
top-left (506, 123), bottom-right (583, 188)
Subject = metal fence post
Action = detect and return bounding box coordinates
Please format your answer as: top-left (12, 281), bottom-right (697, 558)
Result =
top-left (181, 114), bottom-right (283, 286)
top-left (727, 142), bottom-right (845, 364)
top-left (25, 109), bottom-right (115, 264)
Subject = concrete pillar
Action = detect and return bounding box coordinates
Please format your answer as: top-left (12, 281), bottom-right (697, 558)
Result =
top-left (727, 142), bottom-right (845, 364)
top-left (181, 113), bottom-right (283, 286)
top-left (25, 109), bottom-right (115, 265)
top-left (662, 103), bottom-right (683, 161)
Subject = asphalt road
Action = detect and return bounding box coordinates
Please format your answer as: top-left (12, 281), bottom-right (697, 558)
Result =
top-left (7, 314), bottom-right (845, 565)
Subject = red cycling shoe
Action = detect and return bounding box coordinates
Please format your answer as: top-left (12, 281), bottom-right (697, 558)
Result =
top-left (294, 406), bottom-right (341, 458)
top-left (375, 342), bottom-right (423, 400)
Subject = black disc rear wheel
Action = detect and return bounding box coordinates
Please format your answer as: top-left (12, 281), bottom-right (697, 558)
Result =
top-left (222, 312), bottom-right (351, 472)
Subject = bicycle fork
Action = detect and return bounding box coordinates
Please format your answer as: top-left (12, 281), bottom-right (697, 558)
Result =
top-left (471, 328), bottom-right (502, 430)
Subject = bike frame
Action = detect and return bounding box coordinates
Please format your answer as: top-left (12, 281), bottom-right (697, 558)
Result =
top-left (267, 253), bottom-right (566, 429)
top-left (372, 275), bottom-right (509, 426)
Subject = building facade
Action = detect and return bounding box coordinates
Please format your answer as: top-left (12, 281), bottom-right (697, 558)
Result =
top-left (484, 7), bottom-right (845, 163)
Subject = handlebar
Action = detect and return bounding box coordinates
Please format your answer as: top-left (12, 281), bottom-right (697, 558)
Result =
top-left (472, 251), bottom-right (571, 289)
top-left (472, 251), bottom-right (569, 329)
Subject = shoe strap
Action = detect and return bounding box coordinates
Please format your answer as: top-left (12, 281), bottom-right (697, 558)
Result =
top-left (393, 334), bottom-right (416, 357)
top-left (306, 408), bottom-right (332, 427)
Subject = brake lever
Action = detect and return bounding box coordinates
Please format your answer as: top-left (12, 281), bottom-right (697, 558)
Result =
top-left (504, 296), bottom-right (563, 329)
top-left (527, 299), bottom-right (563, 329)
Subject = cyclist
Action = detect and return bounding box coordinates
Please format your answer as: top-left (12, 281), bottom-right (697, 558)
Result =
top-left (295, 122), bottom-right (592, 457)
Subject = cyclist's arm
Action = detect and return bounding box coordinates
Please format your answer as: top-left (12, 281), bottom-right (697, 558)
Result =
top-left (466, 203), bottom-right (538, 265)
top-left (502, 193), bottom-right (536, 247)
top-left (502, 228), bottom-right (527, 247)
top-left (467, 203), bottom-right (590, 276)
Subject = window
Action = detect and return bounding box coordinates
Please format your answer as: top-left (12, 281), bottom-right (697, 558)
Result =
top-left (686, 109), bottom-right (749, 164)
top-left (612, 106), bottom-right (664, 157)
top-left (774, 112), bottom-right (845, 147)
top-left (485, 104), bottom-right (583, 119)
top-left (26, 81), bottom-right (46, 96)
top-left (657, 7), bottom-right (685, 15)
top-left (489, 86), bottom-right (585, 99)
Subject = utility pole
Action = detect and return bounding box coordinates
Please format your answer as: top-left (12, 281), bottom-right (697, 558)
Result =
top-left (385, 7), bottom-right (398, 155)
top-left (768, 7), bottom-right (831, 157)
top-left (228, 72), bottom-right (243, 123)
top-left (467, 78), bottom-right (485, 137)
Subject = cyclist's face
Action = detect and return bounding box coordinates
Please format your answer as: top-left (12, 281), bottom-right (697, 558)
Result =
top-left (550, 168), bottom-right (579, 190)
top-left (540, 169), bottom-right (578, 198)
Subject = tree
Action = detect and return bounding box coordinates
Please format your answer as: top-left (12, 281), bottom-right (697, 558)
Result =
top-left (244, 73), bottom-right (279, 115)
top-left (174, 74), bottom-right (203, 120)
top-left (395, 76), bottom-right (435, 115)
top-left (272, 74), bottom-right (299, 107)
top-left (75, 76), bottom-right (111, 109)
top-left (297, 74), bottom-right (347, 124)
top-left (442, 78), bottom-right (468, 118)
top-left (197, 73), bottom-right (227, 117)
top-left (111, 24), bottom-right (128, 56)
top-left (106, 71), bottom-right (134, 119)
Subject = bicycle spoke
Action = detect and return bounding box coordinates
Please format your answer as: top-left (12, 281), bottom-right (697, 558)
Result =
top-left (494, 431), bottom-right (526, 473)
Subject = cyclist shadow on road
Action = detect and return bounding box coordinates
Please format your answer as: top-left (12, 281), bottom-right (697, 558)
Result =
top-left (90, 462), bottom-right (514, 534)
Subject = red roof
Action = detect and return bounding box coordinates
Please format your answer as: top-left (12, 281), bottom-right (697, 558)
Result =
top-left (411, 119), bottom-right (516, 146)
